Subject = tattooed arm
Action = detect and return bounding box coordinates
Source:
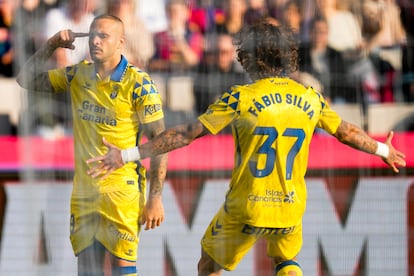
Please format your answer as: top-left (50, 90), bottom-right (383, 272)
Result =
top-left (16, 43), bottom-right (55, 92)
top-left (333, 120), bottom-right (406, 173)
top-left (86, 120), bottom-right (209, 226)
top-left (140, 119), bottom-right (169, 230)
top-left (16, 30), bottom-right (88, 92)
top-left (333, 120), bottom-right (378, 154)
top-left (139, 120), bottom-right (208, 159)
top-left (86, 120), bottom-right (209, 178)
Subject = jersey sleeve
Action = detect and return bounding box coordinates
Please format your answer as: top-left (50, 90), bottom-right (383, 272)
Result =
top-left (48, 65), bottom-right (77, 93)
top-left (198, 88), bottom-right (240, 135)
top-left (134, 73), bottom-right (164, 124)
top-left (316, 93), bottom-right (342, 134)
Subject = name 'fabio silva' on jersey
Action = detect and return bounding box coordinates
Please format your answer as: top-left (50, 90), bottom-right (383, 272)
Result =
top-left (248, 92), bottom-right (315, 119)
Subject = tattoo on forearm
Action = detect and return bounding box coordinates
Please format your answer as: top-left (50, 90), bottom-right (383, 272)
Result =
top-left (18, 44), bottom-right (55, 92)
top-left (148, 152), bottom-right (167, 197)
top-left (337, 121), bottom-right (376, 154)
top-left (144, 127), bottom-right (191, 156)
top-left (144, 120), bottom-right (168, 197)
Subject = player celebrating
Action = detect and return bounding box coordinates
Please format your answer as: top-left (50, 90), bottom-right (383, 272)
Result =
top-left (86, 21), bottom-right (406, 276)
top-left (16, 15), bottom-right (168, 276)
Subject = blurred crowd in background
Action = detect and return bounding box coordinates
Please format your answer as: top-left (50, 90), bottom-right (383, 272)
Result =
top-left (0, 0), bottom-right (413, 136)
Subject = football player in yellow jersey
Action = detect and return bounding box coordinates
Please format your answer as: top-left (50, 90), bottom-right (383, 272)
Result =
top-left (16, 15), bottom-right (168, 276)
top-left (87, 21), bottom-right (406, 275)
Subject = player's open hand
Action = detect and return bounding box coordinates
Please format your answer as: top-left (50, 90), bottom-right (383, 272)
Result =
top-left (47, 30), bottom-right (89, 50)
top-left (142, 195), bottom-right (165, 230)
top-left (86, 137), bottom-right (124, 179)
top-left (382, 131), bottom-right (406, 173)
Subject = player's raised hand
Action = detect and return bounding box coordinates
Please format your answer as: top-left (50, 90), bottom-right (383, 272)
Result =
top-left (47, 30), bottom-right (89, 50)
top-left (381, 131), bottom-right (406, 173)
top-left (86, 137), bottom-right (124, 179)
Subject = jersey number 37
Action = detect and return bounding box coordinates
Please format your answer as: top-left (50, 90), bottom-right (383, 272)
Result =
top-left (248, 127), bottom-right (305, 180)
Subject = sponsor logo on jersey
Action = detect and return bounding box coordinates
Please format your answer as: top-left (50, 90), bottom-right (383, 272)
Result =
top-left (284, 191), bottom-right (295, 203)
top-left (78, 100), bottom-right (117, 126)
top-left (108, 224), bottom-right (136, 242)
top-left (241, 224), bottom-right (296, 235)
top-left (144, 104), bottom-right (161, 116)
top-left (247, 190), bottom-right (295, 205)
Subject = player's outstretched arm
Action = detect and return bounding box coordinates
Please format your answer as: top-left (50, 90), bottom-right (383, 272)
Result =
top-left (16, 30), bottom-right (88, 91)
top-left (332, 120), bottom-right (406, 173)
top-left (86, 120), bottom-right (209, 179)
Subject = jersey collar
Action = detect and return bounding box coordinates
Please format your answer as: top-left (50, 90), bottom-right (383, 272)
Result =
top-left (110, 55), bottom-right (128, 82)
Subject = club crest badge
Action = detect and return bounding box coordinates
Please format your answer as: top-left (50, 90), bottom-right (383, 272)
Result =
top-left (110, 84), bottom-right (121, 99)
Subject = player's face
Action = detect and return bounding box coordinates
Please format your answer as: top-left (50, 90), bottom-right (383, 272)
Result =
top-left (88, 18), bottom-right (124, 63)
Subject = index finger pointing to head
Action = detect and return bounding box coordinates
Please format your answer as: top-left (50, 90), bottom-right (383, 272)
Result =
top-left (73, 32), bottom-right (89, 38)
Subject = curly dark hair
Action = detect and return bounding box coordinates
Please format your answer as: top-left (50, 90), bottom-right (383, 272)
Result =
top-left (235, 21), bottom-right (298, 80)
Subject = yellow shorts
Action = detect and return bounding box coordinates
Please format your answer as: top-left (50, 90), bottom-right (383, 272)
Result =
top-left (70, 189), bottom-right (144, 261)
top-left (201, 206), bottom-right (302, 271)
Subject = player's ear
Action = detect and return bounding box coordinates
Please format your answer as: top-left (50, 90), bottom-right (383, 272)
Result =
top-left (118, 35), bottom-right (125, 50)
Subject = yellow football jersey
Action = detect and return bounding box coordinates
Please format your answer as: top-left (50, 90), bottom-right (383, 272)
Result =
top-left (48, 56), bottom-right (164, 196)
top-left (199, 77), bottom-right (341, 228)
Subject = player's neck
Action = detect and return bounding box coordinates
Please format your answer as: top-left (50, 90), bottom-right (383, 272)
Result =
top-left (95, 56), bottom-right (121, 80)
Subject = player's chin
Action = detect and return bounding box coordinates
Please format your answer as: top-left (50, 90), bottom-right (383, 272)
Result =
top-left (90, 52), bottom-right (103, 61)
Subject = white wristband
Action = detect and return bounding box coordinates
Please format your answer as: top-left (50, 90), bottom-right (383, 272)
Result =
top-left (121, 147), bottom-right (141, 163)
top-left (375, 141), bottom-right (389, 158)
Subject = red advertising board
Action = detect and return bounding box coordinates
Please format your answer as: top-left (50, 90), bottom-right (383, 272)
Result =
top-left (1, 132), bottom-right (413, 172)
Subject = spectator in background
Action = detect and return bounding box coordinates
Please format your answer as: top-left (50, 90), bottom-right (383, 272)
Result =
top-left (316, 0), bottom-right (381, 104)
top-left (194, 33), bottom-right (250, 114)
top-left (279, 0), bottom-right (306, 42)
top-left (148, 0), bottom-right (204, 74)
top-left (212, 0), bottom-right (247, 37)
top-left (43, 0), bottom-right (95, 68)
top-left (0, 0), bottom-right (14, 77)
top-left (268, 0), bottom-right (287, 20)
top-left (361, 0), bottom-right (406, 102)
top-left (12, 0), bottom-right (49, 73)
top-left (136, 0), bottom-right (168, 34)
top-left (188, 0), bottom-right (223, 34)
top-left (106, 0), bottom-right (154, 69)
top-left (316, 0), bottom-right (363, 58)
top-left (362, 0), bottom-right (405, 65)
top-left (399, 0), bottom-right (414, 102)
top-left (267, 0), bottom-right (314, 42)
top-left (244, 0), bottom-right (268, 25)
top-left (298, 16), bottom-right (355, 103)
